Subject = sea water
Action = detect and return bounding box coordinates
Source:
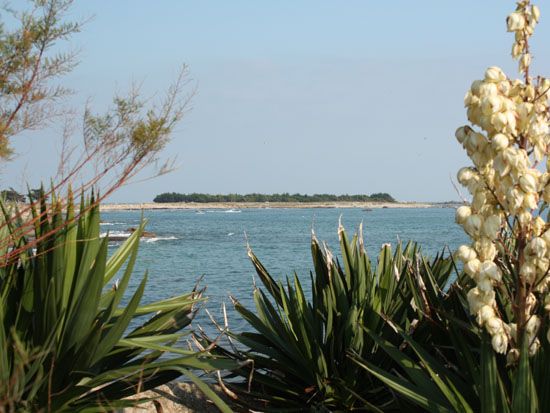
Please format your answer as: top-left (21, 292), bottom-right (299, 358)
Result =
top-left (101, 207), bottom-right (468, 334)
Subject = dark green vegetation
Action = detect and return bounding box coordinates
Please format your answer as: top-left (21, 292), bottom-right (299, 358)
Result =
top-left (153, 192), bottom-right (396, 203)
top-left (0, 188), bottom-right (26, 203)
top-left (198, 225), bottom-right (549, 412)
top-left (0, 188), bottom-right (45, 203)
top-left (203, 226), bottom-right (456, 411)
top-left (0, 193), bottom-right (234, 412)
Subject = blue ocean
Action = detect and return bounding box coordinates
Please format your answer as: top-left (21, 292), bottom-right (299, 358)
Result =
top-left (101, 207), bottom-right (468, 332)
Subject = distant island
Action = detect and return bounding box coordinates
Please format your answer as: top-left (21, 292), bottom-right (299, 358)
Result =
top-left (153, 192), bottom-right (396, 203)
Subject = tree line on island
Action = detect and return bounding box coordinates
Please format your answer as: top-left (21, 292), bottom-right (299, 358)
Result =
top-left (153, 192), bottom-right (396, 203)
top-left (0, 188), bottom-right (46, 203)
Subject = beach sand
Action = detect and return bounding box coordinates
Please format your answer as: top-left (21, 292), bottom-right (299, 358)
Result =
top-left (100, 201), bottom-right (444, 211)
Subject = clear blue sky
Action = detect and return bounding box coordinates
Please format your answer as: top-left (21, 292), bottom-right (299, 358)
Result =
top-left (5, 1), bottom-right (550, 202)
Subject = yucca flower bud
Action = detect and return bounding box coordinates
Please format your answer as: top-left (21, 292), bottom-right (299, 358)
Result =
top-left (512, 42), bottom-right (522, 58)
top-left (475, 238), bottom-right (497, 261)
top-left (526, 315), bottom-right (541, 335)
top-left (507, 187), bottom-right (524, 211)
top-left (482, 289), bottom-right (496, 305)
top-left (473, 190), bottom-right (487, 211)
top-left (464, 91), bottom-right (474, 107)
top-left (482, 96), bottom-right (503, 116)
top-left (480, 260), bottom-right (502, 282)
top-left (455, 126), bottom-right (470, 144)
top-left (478, 276), bottom-right (494, 292)
top-left (525, 84), bottom-right (536, 100)
top-left (535, 257), bottom-right (548, 273)
top-left (464, 132), bottom-right (486, 154)
top-left (503, 147), bottom-right (527, 170)
top-left (505, 111), bottom-right (517, 134)
top-left (485, 66), bottom-right (506, 82)
top-left (529, 338), bottom-right (541, 356)
top-left (457, 167), bottom-right (476, 185)
top-left (518, 103), bottom-right (533, 123)
top-left (467, 288), bottom-right (484, 314)
top-left (507, 348), bottom-right (520, 365)
top-left (465, 258), bottom-right (481, 277)
top-left (518, 211), bottom-right (532, 226)
top-left (520, 262), bottom-right (537, 284)
top-left (492, 133), bottom-right (509, 151)
top-left (482, 215), bottom-right (501, 239)
top-left (523, 192), bottom-right (539, 210)
top-left (507, 12), bottom-right (526, 31)
top-left (526, 292), bottom-right (537, 314)
top-left (520, 53), bottom-right (532, 72)
top-left (519, 174), bottom-right (538, 194)
top-left (467, 107), bottom-right (481, 126)
top-left (479, 82), bottom-right (498, 97)
top-left (527, 237), bottom-right (547, 259)
top-left (492, 333), bottom-right (508, 354)
top-left (455, 205), bottom-right (472, 224)
top-left (456, 245), bottom-right (477, 262)
top-left (470, 79), bottom-right (483, 96)
top-left (478, 305), bottom-right (496, 323)
top-left (486, 317), bottom-right (504, 335)
top-left (515, 30), bottom-right (525, 42)
top-left (492, 112), bottom-right (508, 131)
top-left (464, 214), bottom-right (482, 236)
top-left (494, 154), bottom-right (510, 176)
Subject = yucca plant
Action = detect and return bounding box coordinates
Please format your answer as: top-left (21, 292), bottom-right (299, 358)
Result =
top-left (350, 270), bottom-right (550, 413)
top-left (348, 270), bottom-right (482, 413)
top-left (203, 224), bottom-right (456, 412)
top-left (354, 0), bottom-right (550, 411)
top-left (0, 192), bottom-right (234, 412)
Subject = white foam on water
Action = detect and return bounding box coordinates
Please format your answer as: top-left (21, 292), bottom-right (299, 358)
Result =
top-left (143, 236), bottom-right (178, 243)
top-left (100, 231), bottom-right (133, 240)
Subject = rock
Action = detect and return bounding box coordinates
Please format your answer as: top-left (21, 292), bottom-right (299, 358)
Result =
top-left (122, 382), bottom-right (240, 413)
top-left (107, 235), bottom-right (130, 242)
top-left (127, 227), bottom-right (157, 238)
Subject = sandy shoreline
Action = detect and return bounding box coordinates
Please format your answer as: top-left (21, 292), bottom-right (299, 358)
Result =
top-left (100, 201), bottom-right (456, 211)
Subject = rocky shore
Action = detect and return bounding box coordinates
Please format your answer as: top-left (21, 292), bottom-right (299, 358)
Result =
top-left (122, 382), bottom-right (241, 413)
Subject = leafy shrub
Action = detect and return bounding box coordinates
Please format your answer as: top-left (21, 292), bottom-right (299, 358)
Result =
top-left (0, 194), bottom-right (233, 412)
top-left (204, 224), bottom-right (455, 412)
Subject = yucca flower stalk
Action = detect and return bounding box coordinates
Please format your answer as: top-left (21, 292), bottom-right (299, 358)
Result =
top-left (454, 0), bottom-right (550, 360)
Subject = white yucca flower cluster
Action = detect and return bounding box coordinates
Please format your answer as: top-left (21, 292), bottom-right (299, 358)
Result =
top-left (454, 1), bottom-right (550, 361)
